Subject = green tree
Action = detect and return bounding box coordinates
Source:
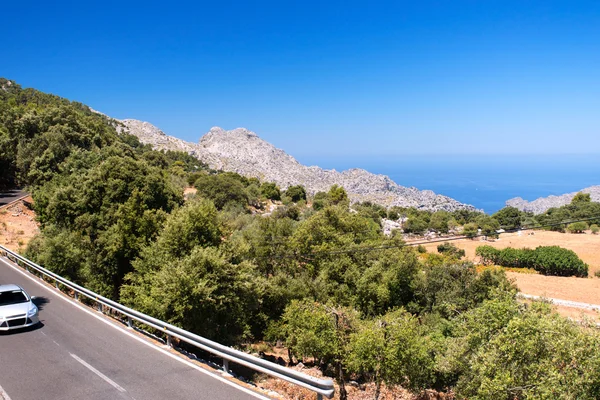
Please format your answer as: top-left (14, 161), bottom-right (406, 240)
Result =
top-left (285, 185), bottom-right (307, 202)
top-left (463, 223), bottom-right (478, 238)
top-left (260, 182), bottom-right (281, 200)
top-left (456, 302), bottom-right (600, 399)
top-left (403, 216), bottom-right (428, 235)
top-left (476, 215), bottom-right (500, 239)
top-left (571, 192), bottom-right (592, 204)
top-left (312, 191), bottom-right (328, 211)
top-left (567, 221), bottom-right (588, 233)
top-left (122, 247), bottom-right (260, 345)
top-left (492, 206), bottom-right (524, 230)
top-left (194, 173), bottom-right (248, 209)
top-left (328, 184), bottom-right (349, 207)
top-left (429, 211), bottom-right (450, 233)
top-left (274, 300), bottom-right (358, 400)
top-left (437, 242), bottom-right (466, 259)
top-left (347, 309), bottom-right (435, 398)
top-left (154, 199), bottom-right (221, 258)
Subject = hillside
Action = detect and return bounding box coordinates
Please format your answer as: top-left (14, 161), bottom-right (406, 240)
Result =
top-left (507, 186), bottom-right (600, 214)
top-left (118, 119), bottom-right (477, 212)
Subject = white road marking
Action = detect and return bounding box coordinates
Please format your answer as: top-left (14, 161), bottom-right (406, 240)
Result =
top-left (0, 384), bottom-right (12, 400)
top-left (0, 256), bottom-right (271, 400)
top-left (70, 353), bottom-right (127, 393)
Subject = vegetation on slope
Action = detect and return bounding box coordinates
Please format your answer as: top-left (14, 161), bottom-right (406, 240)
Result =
top-left (3, 79), bottom-right (600, 399)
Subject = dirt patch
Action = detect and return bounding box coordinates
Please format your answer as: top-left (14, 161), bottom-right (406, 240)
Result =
top-left (183, 186), bottom-right (197, 200)
top-left (423, 230), bottom-right (600, 317)
top-left (552, 304), bottom-right (600, 322)
top-left (0, 197), bottom-right (39, 252)
top-left (508, 272), bottom-right (600, 306)
top-left (257, 362), bottom-right (435, 400)
top-left (423, 230), bottom-right (600, 275)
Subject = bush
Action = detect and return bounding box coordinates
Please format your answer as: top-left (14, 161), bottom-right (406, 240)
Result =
top-left (476, 245), bottom-right (499, 265)
top-left (311, 191), bottom-right (328, 211)
top-left (260, 182), bottom-right (281, 201)
top-left (403, 216), bottom-right (428, 235)
top-left (285, 185), bottom-right (307, 202)
top-left (437, 242), bottom-right (465, 259)
top-left (194, 174), bottom-right (248, 210)
top-left (534, 246), bottom-right (588, 277)
top-left (567, 221), bottom-right (588, 233)
top-left (416, 245), bottom-right (427, 254)
top-left (592, 224), bottom-right (600, 234)
top-left (475, 245), bottom-right (588, 277)
top-left (463, 223), bottom-right (478, 238)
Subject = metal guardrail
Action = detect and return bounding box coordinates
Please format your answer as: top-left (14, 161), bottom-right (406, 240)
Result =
top-left (0, 194), bottom-right (29, 210)
top-left (0, 245), bottom-right (335, 399)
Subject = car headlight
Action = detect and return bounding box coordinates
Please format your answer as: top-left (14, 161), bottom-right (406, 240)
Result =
top-left (28, 306), bottom-right (38, 317)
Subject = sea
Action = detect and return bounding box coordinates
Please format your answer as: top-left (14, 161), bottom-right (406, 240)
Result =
top-left (295, 154), bottom-right (600, 214)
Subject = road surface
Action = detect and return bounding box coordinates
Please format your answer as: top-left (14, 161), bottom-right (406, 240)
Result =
top-left (0, 256), bottom-right (269, 400)
top-left (0, 189), bottom-right (27, 208)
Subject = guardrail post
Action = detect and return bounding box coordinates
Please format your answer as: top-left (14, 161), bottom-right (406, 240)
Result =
top-left (316, 394), bottom-right (323, 400)
top-left (222, 359), bottom-right (229, 374)
top-left (97, 302), bottom-right (103, 313)
top-left (74, 292), bottom-right (78, 301)
top-left (55, 280), bottom-right (59, 289)
top-left (166, 334), bottom-right (172, 348)
top-left (127, 317), bottom-right (133, 328)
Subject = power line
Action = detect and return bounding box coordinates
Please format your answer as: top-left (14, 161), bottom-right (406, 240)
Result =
top-left (254, 214), bottom-right (600, 261)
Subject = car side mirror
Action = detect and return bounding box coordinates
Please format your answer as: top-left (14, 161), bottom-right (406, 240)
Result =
top-left (31, 296), bottom-right (37, 300)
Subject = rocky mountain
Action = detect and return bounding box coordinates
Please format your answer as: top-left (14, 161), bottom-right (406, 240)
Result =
top-left (506, 186), bottom-right (600, 214)
top-left (117, 118), bottom-right (477, 211)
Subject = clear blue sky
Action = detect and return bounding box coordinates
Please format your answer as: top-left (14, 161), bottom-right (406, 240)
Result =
top-left (4, 1), bottom-right (600, 158)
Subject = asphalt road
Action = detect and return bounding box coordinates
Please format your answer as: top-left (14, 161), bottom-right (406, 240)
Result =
top-left (0, 189), bottom-right (27, 208)
top-left (0, 256), bottom-right (269, 400)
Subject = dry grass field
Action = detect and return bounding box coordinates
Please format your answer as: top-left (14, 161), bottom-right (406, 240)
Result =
top-left (424, 230), bottom-right (600, 316)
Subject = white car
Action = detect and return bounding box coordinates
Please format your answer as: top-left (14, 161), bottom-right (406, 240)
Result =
top-left (0, 284), bottom-right (40, 331)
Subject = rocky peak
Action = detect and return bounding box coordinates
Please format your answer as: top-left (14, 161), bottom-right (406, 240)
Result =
top-left (120, 119), bottom-right (478, 212)
top-left (506, 186), bottom-right (600, 214)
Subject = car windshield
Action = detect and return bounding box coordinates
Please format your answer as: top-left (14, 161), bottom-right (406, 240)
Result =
top-left (0, 290), bottom-right (28, 306)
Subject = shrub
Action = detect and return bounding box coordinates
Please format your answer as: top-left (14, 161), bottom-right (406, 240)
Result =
top-left (416, 245), bottom-right (427, 254)
top-left (437, 242), bottom-right (465, 259)
top-left (533, 246), bottom-right (588, 277)
top-left (194, 174), bottom-right (248, 210)
top-left (403, 216), bottom-right (428, 235)
top-left (260, 182), bottom-right (281, 201)
top-left (567, 221), bottom-right (588, 233)
top-left (591, 224), bottom-right (600, 234)
top-left (476, 245), bottom-right (588, 277)
top-left (476, 245), bottom-right (499, 265)
top-left (285, 185), bottom-right (307, 202)
top-left (463, 223), bottom-right (479, 239)
top-left (387, 209), bottom-right (400, 220)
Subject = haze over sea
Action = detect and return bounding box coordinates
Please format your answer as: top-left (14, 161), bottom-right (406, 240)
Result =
top-left (297, 154), bottom-right (600, 214)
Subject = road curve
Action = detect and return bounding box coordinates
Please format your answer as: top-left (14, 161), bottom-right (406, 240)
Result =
top-left (0, 256), bottom-right (270, 400)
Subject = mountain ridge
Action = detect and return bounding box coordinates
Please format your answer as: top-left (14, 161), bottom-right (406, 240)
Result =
top-left (506, 186), bottom-right (600, 214)
top-left (115, 117), bottom-right (477, 211)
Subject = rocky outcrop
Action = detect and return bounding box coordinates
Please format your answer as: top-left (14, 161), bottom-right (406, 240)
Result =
top-left (506, 186), bottom-right (600, 214)
top-left (118, 119), bottom-right (477, 211)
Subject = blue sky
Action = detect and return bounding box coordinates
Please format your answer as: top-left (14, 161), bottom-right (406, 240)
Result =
top-left (4, 1), bottom-right (600, 158)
